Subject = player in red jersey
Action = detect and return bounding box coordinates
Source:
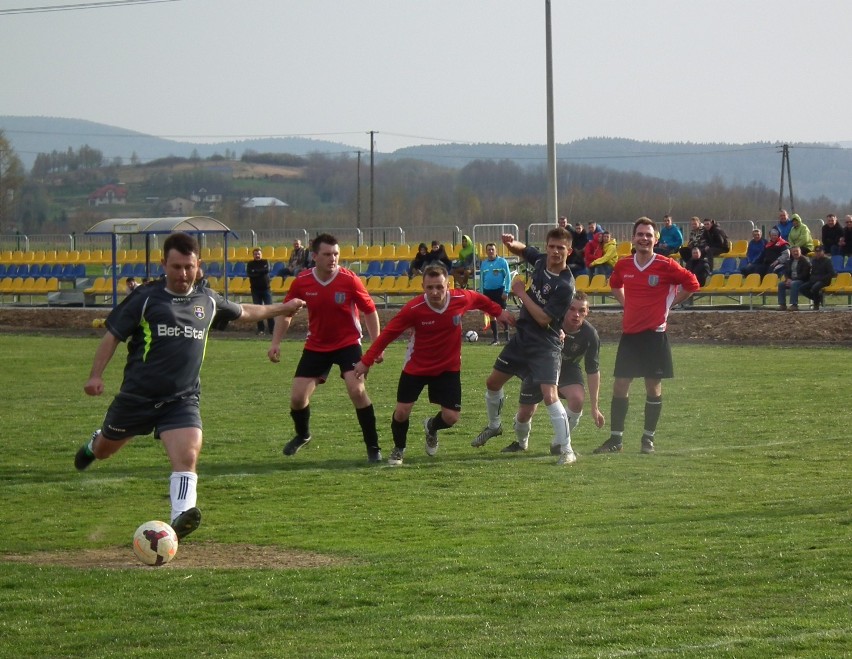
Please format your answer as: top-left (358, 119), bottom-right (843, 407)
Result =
top-left (593, 217), bottom-right (700, 455)
top-left (268, 233), bottom-right (384, 463)
top-left (353, 264), bottom-right (515, 466)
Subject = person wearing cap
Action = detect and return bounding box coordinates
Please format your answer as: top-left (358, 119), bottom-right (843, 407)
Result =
top-left (787, 214), bottom-right (814, 255)
top-left (799, 245), bottom-right (835, 311)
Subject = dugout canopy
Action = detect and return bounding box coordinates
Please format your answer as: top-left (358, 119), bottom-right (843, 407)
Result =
top-left (85, 216), bottom-right (238, 306)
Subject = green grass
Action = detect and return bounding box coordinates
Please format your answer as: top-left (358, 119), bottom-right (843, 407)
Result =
top-left (0, 334), bottom-right (850, 657)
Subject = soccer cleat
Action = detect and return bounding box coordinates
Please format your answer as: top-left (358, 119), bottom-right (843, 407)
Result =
top-left (424, 418), bottom-right (439, 456)
top-left (557, 448), bottom-right (578, 465)
top-left (74, 429), bottom-right (99, 471)
top-left (388, 446), bottom-right (405, 466)
top-left (282, 435), bottom-right (311, 456)
top-left (592, 437), bottom-right (624, 454)
top-left (367, 447), bottom-right (383, 463)
top-left (501, 440), bottom-right (528, 453)
top-left (471, 425), bottom-right (502, 447)
top-left (641, 437), bottom-right (656, 454)
top-left (171, 507), bottom-right (202, 540)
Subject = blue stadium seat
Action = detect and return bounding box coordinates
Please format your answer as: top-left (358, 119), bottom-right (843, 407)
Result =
top-left (270, 261), bottom-right (286, 277)
top-left (0, 264), bottom-right (6, 278)
top-left (831, 254), bottom-right (847, 273)
top-left (364, 260), bottom-right (383, 277)
top-left (394, 260), bottom-right (411, 277)
top-left (226, 261), bottom-right (247, 277)
top-left (381, 260), bottom-right (398, 277)
top-left (50, 263), bottom-right (64, 278)
top-left (205, 261), bottom-right (222, 277)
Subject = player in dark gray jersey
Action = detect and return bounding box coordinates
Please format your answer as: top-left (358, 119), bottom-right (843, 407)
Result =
top-left (503, 292), bottom-right (606, 456)
top-left (75, 232), bottom-right (304, 540)
top-left (470, 228), bottom-right (578, 465)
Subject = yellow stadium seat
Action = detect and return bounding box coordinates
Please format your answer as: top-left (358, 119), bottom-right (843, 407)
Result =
top-left (574, 274), bottom-right (590, 292)
top-left (395, 244), bottom-right (412, 260)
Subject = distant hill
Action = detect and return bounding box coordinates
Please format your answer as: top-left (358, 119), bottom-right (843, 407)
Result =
top-left (3, 116), bottom-right (852, 203)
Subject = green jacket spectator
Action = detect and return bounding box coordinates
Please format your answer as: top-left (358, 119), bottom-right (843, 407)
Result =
top-left (788, 214), bottom-right (814, 254)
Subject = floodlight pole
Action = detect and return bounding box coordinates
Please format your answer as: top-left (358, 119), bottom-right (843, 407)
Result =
top-left (545, 0), bottom-right (558, 224)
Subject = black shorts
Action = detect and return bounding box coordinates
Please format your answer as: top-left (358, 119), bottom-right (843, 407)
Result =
top-left (519, 363), bottom-right (584, 405)
top-left (493, 336), bottom-right (561, 386)
top-left (482, 288), bottom-right (507, 310)
top-left (614, 331), bottom-right (674, 380)
top-left (396, 371), bottom-right (462, 411)
top-left (295, 345), bottom-right (363, 383)
top-left (101, 393), bottom-right (201, 441)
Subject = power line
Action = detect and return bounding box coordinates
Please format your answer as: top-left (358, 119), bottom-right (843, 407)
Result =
top-left (0, 0), bottom-right (181, 16)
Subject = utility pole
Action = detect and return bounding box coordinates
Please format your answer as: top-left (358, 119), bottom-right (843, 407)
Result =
top-left (355, 150), bottom-right (362, 231)
top-left (544, 0), bottom-right (558, 224)
top-left (778, 143), bottom-right (795, 213)
top-left (368, 131), bottom-right (377, 245)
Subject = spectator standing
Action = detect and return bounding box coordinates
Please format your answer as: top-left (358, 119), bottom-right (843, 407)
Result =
top-left (587, 221), bottom-right (605, 236)
top-left (479, 242), bottom-right (513, 345)
top-left (503, 292), bottom-right (605, 454)
top-left (740, 229), bottom-right (767, 276)
top-left (267, 233), bottom-right (384, 463)
top-left (654, 214), bottom-right (684, 256)
top-left (821, 214), bottom-right (843, 256)
top-left (353, 264), bottom-right (515, 466)
top-left (76, 232), bottom-right (304, 540)
top-left (246, 247), bottom-right (273, 335)
top-left (799, 245), bottom-right (835, 311)
top-left (282, 239), bottom-right (308, 277)
top-left (787, 214), bottom-right (814, 254)
top-left (593, 218), bottom-right (700, 455)
top-left (470, 228), bottom-right (577, 466)
top-left (777, 245), bottom-right (811, 311)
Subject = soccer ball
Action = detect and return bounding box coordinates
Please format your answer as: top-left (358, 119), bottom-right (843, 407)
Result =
top-left (465, 330), bottom-right (479, 342)
top-left (132, 520), bottom-right (179, 566)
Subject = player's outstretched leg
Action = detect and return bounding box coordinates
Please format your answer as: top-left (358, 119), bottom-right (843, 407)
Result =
top-left (74, 429), bottom-right (100, 471)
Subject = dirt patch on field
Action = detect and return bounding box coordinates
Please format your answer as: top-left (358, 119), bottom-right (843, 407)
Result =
top-left (1, 542), bottom-right (351, 570)
top-left (1, 305), bottom-right (850, 345)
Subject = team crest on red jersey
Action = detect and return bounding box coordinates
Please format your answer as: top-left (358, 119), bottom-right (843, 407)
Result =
top-left (334, 292), bottom-right (346, 304)
top-left (453, 315), bottom-right (462, 326)
top-left (194, 305), bottom-right (205, 318)
top-left (648, 275), bottom-right (659, 287)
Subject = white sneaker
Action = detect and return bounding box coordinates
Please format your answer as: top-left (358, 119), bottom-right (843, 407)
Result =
top-left (424, 418), bottom-right (438, 456)
top-left (557, 448), bottom-right (577, 465)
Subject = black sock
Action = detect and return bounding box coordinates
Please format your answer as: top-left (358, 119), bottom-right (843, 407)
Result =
top-left (431, 411), bottom-right (452, 432)
top-left (391, 415), bottom-right (409, 449)
top-left (611, 397), bottom-right (629, 435)
top-left (291, 406), bottom-right (310, 438)
top-left (357, 404), bottom-right (379, 448)
top-left (644, 396), bottom-right (662, 436)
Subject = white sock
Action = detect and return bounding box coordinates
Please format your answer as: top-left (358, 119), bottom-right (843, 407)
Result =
top-left (565, 408), bottom-right (582, 433)
top-left (547, 401), bottom-right (571, 449)
top-left (170, 471), bottom-right (198, 522)
top-left (513, 415), bottom-right (531, 445)
top-left (485, 388), bottom-right (504, 429)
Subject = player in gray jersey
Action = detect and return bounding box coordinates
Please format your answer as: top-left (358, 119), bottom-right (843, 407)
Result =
top-left (470, 227), bottom-right (578, 465)
top-left (75, 232), bottom-right (304, 540)
top-left (503, 292), bottom-right (606, 455)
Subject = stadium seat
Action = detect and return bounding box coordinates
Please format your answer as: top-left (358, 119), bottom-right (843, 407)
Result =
top-left (586, 274), bottom-right (610, 297)
top-left (381, 260), bottom-right (398, 277)
top-left (270, 261), bottom-right (286, 278)
top-left (831, 254), bottom-right (846, 273)
top-left (395, 244), bottom-right (412, 260)
top-left (574, 274), bottom-right (590, 292)
top-left (205, 261), bottom-right (222, 277)
top-left (337, 244), bottom-right (354, 260)
top-left (616, 242), bottom-right (632, 258)
top-left (227, 261), bottom-right (247, 277)
top-left (393, 260), bottom-right (411, 277)
top-left (0, 264), bottom-right (6, 278)
top-left (367, 245), bottom-right (383, 260)
top-left (404, 275), bottom-right (423, 294)
top-left (50, 264), bottom-right (64, 278)
top-left (365, 275), bottom-right (384, 294)
top-left (364, 261), bottom-right (383, 277)
top-left (824, 272), bottom-right (852, 305)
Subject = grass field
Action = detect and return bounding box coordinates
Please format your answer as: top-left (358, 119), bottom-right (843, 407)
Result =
top-left (1, 333), bottom-right (850, 658)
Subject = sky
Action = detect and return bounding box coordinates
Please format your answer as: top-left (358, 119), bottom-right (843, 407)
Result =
top-left (1, 0), bottom-right (850, 154)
